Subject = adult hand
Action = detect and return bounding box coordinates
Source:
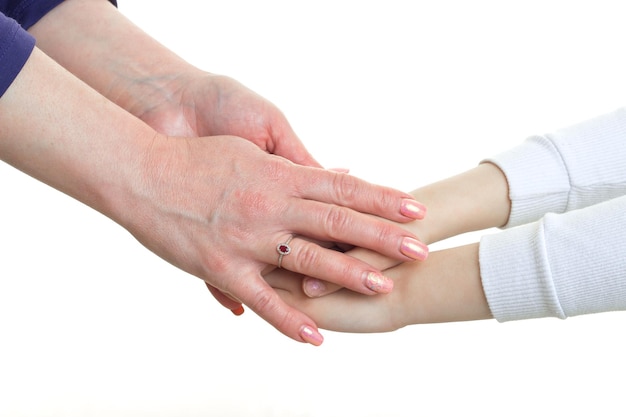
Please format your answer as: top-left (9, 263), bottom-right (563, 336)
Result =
top-left (120, 71), bottom-right (337, 313)
top-left (28, 0), bottom-right (430, 333)
top-left (127, 134), bottom-right (427, 344)
top-left (1, 45), bottom-right (426, 346)
top-left (131, 71), bottom-right (319, 166)
top-left (30, 0), bottom-right (352, 313)
top-left (30, 1), bottom-right (318, 167)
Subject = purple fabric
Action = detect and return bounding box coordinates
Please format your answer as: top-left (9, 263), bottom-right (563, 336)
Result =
top-left (0, 0), bottom-right (118, 97)
top-left (1, 0), bottom-right (117, 29)
top-left (0, 12), bottom-right (34, 96)
top-left (1, 0), bottom-right (65, 30)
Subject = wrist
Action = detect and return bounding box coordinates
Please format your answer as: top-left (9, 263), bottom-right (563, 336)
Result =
top-left (393, 243), bottom-right (491, 326)
top-left (408, 163), bottom-right (511, 244)
top-left (28, 0), bottom-right (201, 118)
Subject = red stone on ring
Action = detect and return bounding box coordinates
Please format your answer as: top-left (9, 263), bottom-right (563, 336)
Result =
top-left (277, 243), bottom-right (291, 255)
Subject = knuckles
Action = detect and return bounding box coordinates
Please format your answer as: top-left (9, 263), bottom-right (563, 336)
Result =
top-left (292, 241), bottom-right (321, 272)
top-left (319, 205), bottom-right (354, 240)
top-left (330, 172), bottom-right (360, 204)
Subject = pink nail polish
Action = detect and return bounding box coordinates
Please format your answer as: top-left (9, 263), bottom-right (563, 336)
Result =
top-left (401, 237), bottom-right (429, 261)
top-left (303, 278), bottom-right (327, 298)
top-left (401, 199), bottom-right (426, 219)
top-left (300, 325), bottom-right (324, 346)
top-left (364, 272), bottom-right (393, 294)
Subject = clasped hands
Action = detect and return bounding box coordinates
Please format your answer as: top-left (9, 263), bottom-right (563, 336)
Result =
top-left (111, 70), bottom-right (429, 346)
top-left (20, 0), bottom-right (503, 347)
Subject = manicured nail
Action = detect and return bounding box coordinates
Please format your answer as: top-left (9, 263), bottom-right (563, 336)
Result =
top-left (401, 198), bottom-right (426, 219)
top-left (300, 325), bottom-right (324, 346)
top-left (303, 278), bottom-right (327, 298)
top-left (363, 272), bottom-right (393, 294)
top-left (401, 237), bottom-right (429, 261)
top-left (231, 305), bottom-right (245, 316)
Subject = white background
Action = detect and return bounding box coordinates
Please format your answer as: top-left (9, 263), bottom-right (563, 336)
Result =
top-left (2, 1), bottom-right (626, 416)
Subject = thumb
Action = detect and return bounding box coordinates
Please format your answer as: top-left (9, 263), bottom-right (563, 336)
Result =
top-left (270, 124), bottom-right (323, 168)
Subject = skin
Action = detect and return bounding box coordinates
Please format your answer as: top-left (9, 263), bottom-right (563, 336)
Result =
top-left (29, 0), bottom-right (318, 158)
top-left (2, 0), bottom-right (431, 345)
top-left (267, 244), bottom-right (491, 333)
top-left (0, 46), bottom-right (425, 346)
top-left (266, 163), bottom-right (512, 333)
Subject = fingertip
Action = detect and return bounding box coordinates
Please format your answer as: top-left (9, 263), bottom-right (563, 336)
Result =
top-left (205, 282), bottom-right (243, 310)
top-left (231, 305), bottom-right (245, 316)
top-left (302, 277), bottom-right (327, 298)
top-left (363, 271), bottom-right (394, 294)
top-left (300, 325), bottom-right (324, 346)
top-left (400, 237), bottom-right (429, 261)
top-left (400, 198), bottom-right (427, 220)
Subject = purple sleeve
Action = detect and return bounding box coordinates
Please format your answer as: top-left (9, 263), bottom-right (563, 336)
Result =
top-left (0, 12), bottom-right (35, 97)
top-left (0, 1), bottom-right (118, 97)
top-left (1, 0), bottom-right (117, 30)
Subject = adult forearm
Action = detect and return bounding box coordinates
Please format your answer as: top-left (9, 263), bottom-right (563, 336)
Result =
top-left (28, 0), bottom-right (193, 117)
top-left (0, 47), bottom-right (154, 225)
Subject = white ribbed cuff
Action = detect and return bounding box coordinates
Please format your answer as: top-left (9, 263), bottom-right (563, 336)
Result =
top-left (479, 223), bottom-right (565, 322)
top-left (483, 135), bottom-right (570, 228)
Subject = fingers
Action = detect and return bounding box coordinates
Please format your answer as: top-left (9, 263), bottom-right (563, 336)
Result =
top-left (301, 243), bottom-right (405, 298)
top-left (265, 268), bottom-right (399, 334)
top-left (230, 271), bottom-right (324, 346)
top-left (285, 199), bottom-right (429, 263)
top-left (273, 235), bottom-right (397, 296)
top-left (302, 277), bottom-right (342, 298)
top-left (296, 167), bottom-right (427, 223)
top-left (267, 115), bottom-right (323, 169)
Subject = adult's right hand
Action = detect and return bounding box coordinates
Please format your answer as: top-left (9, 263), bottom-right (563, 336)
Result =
top-left (0, 44), bottom-right (425, 347)
top-left (122, 134), bottom-right (428, 345)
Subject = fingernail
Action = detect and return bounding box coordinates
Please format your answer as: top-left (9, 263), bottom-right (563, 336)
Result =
top-left (231, 305), bottom-right (245, 316)
top-left (300, 325), bottom-right (324, 346)
top-left (329, 167), bottom-right (350, 173)
top-left (364, 271), bottom-right (393, 294)
top-left (401, 237), bottom-right (429, 261)
top-left (401, 198), bottom-right (426, 219)
top-left (303, 278), bottom-right (327, 298)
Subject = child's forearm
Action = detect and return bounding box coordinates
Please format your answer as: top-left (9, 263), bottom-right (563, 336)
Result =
top-left (393, 243), bottom-right (492, 328)
top-left (341, 162), bottom-right (511, 274)
top-left (406, 162), bottom-right (511, 244)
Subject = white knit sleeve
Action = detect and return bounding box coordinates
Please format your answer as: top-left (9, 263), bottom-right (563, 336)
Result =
top-left (478, 107), bottom-right (626, 322)
top-left (480, 196), bottom-right (626, 321)
top-left (483, 107), bottom-right (626, 227)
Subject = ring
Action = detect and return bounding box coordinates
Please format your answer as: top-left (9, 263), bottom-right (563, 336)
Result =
top-left (276, 235), bottom-right (294, 269)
